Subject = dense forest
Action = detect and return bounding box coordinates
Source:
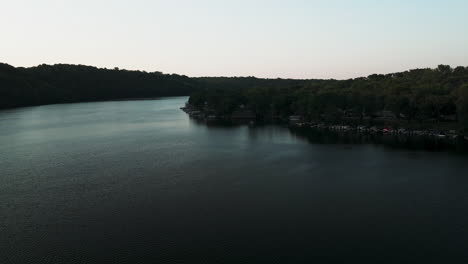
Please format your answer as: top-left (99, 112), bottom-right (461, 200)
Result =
top-left (2, 63), bottom-right (468, 130)
top-left (188, 65), bottom-right (468, 131)
top-left (0, 63), bottom-right (311, 110)
top-left (0, 63), bottom-right (199, 109)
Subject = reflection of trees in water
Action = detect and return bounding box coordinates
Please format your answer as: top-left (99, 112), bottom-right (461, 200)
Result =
top-left (190, 118), bottom-right (235, 128)
top-left (189, 118), bottom-right (250, 131)
top-left (289, 127), bottom-right (468, 153)
top-left (188, 117), bottom-right (468, 153)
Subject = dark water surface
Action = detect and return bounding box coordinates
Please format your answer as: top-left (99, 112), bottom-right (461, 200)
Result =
top-left (1, 97), bottom-right (468, 263)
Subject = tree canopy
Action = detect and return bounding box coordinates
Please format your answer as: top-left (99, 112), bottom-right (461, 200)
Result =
top-left (0, 63), bottom-right (197, 109)
top-left (188, 65), bottom-right (468, 130)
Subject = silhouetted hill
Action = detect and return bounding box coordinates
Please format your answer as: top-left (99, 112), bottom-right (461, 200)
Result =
top-left (0, 63), bottom-right (198, 109)
top-left (0, 63), bottom-right (315, 110)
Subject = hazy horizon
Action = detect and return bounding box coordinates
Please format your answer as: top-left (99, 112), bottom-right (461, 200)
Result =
top-left (3, 61), bottom-right (468, 81)
top-left (2, 0), bottom-right (468, 79)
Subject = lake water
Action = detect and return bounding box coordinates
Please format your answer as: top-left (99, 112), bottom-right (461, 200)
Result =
top-left (1, 97), bottom-right (468, 263)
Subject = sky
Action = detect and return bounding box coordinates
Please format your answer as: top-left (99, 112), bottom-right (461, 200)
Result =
top-left (1, 0), bottom-right (468, 79)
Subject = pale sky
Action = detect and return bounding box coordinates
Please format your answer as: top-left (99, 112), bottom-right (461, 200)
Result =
top-left (1, 0), bottom-right (468, 79)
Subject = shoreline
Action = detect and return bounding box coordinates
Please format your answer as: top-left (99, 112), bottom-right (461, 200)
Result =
top-left (181, 104), bottom-right (468, 153)
top-left (0, 96), bottom-right (189, 112)
top-left (181, 104), bottom-right (466, 138)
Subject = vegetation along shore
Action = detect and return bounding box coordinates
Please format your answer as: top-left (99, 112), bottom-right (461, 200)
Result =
top-left (184, 65), bottom-right (468, 146)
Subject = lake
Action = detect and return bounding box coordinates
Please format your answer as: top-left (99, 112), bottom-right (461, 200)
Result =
top-left (1, 97), bottom-right (468, 263)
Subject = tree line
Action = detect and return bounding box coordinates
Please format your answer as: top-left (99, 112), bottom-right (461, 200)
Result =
top-left (0, 63), bottom-right (198, 109)
top-left (188, 65), bottom-right (468, 131)
top-left (0, 63), bottom-right (311, 110)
